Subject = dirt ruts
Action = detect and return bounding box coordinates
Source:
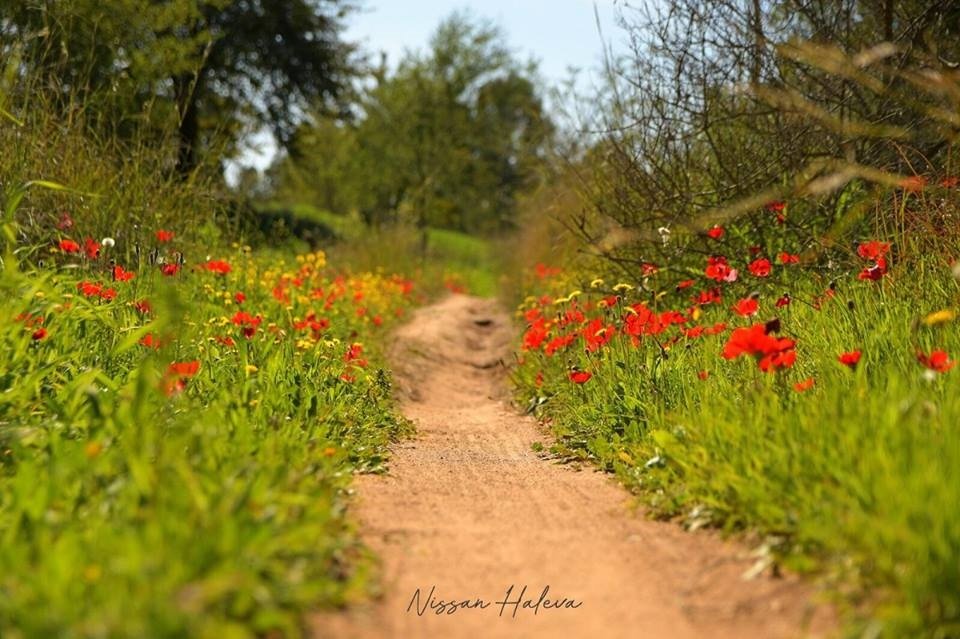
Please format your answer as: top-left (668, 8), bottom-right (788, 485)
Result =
top-left (313, 294), bottom-right (834, 639)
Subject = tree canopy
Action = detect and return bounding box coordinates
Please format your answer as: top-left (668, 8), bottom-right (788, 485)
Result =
top-left (0, 0), bottom-right (357, 175)
top-left (270, 13), bottom-right (554, 234)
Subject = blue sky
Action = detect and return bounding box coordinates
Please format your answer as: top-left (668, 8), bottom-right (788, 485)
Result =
top-left (346, 0), bottom-right (621, 85)
top-left (229, 1), bottom-right (623, 178)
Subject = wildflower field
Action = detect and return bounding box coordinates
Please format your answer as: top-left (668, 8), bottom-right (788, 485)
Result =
top-left (0, 218), bottom-right (419, 636)
top-left (514, 193), bottom-right (960, 636)
top-left (6, 1), bottom-right (960, 637)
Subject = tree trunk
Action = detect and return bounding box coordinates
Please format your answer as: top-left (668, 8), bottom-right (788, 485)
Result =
top-left (174, 72), bottom-right (202, 177)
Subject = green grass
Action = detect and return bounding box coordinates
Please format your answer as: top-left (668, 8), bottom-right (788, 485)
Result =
top-left (0, 240), bottom-right (416, 637)
top-left (513, 260), bottom-right (960, 637)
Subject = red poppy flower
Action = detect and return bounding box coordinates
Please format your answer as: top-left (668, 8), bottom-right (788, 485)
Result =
top-left (523, 319), bottom-right (549, 350)
top-left (641, 262), bottom-right (659, 276)
top-left (697, 370), bottom-right (709, 380)
top-left (778, 252), bottom-right (800, 265)
top-left (113, 265), bottom-right (135, 282)
top-left (582, 318), bottom-right (616, 352)
top-left (232, 311), bottom-right (263, 338)
top-left (545, 333), bottom-right (576, 355)
top-left (838, 350), bottom-right (861, 369)
top-left (917, 350), bottom-right (955, 373)
top-left (775, 294), bottom-right (791, 308)
top-left (31, 327), bottom-right (48, 341)
top-left (344, 343), bottom-right (368, 368)
top-left (167, 361), bottom-right (200, 377)
top-left (569, 370), bottom-right (592, 384)
top-left (99, 288), bottom-right (117, 301)
top-left (156, 230), bottom-right (175, 243)
top-left (234, 292), bottom-right (246, 304)
top-left (694, 288), bottom-right (722, 306)
top-left (857, 241), bottom-right (890, 261)
top-left (705, 256), bottom-right (737, 282)
top-left (732, 297), bottom-right (759, 317)
top-left (748, 258), bottom-right (772, 277)
top-left (59, 239), bottom-right (81, 253)
top-left (765, 200), bottom-right (786, 213)
top-left (84, 238), bottom-right (100, 260)
top-left (535, 371), bottom-right (544, 387)
top-left (706, 225), bottom-right (725, 240)
top-left (161, 263), bottom-right (180, 276)
top-left (684, 326), bottom-right (705, 339)
top-left (216, 335), bottom-right (236, 347)
top-left (793, 378), bottom-right (815, 392)
top-left (722, 323), bottom-right (797, 373)
top-left (140, 333), bottom-right (162, 349)
top-left (78, 281), bottom-right (102, 297)
top-left (204, 260), bottom-right (231, 275)
top-left (134, 299), bottom-right (152, 315)
top-left (677, 279), bottom-right (695, 290)
top-left (704, 322), bottom-right (727, 335)
top-left (942, 176), bottom-right (959, 189)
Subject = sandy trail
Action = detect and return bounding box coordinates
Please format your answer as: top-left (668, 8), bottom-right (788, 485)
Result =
top-left (313, 295), bottom-right (833, 639)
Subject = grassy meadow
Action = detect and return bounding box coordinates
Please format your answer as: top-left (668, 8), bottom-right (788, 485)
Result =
top-left (511, 206), bottom-right (960, 636)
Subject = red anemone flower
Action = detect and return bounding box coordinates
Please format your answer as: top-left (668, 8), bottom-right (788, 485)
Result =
top-left (917, 350), bottom-right (955, 373)
top-left (84, 238), bottom-right (100, 260)
top-left (140, 333), bottom-right (162, 350)
top-left (59, 239), bottom-right (81, 253)
top-left (113, 265), bottom-right (135, 282)
top-left (732, 297), bottom-right (759, 317)
top-left (705, 256), bottom-right (737, 282)
top-left (204, 260), bottom-right (231, 275)
top-left (838, 350), bottom-right (861, 369)
top-left (765, 200), bottom-right (786, 213)
top-left (748, 258), bottom-right (772, 277)
top-left (167, 361), bottom-right (200, 377)
top-left (694, 288), bottom-right (722, 306)
top-left (857, 241), bottom-right (890, 261)
top-left (722, 323), bottom-right (797, 373)
top-left (78, 281), bottom-right (102, 297)
top-left (344, 343), bottom-right (368, 368)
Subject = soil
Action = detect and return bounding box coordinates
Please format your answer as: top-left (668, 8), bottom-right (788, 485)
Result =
top-left (312, 295), bottom-right (835, 639)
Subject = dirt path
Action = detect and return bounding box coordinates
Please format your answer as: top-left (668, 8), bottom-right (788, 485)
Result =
top-left (313, 295), bottom-right (833, 639)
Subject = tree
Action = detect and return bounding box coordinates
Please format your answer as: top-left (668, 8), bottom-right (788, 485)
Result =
top-left (273, 12), bottom-right (554, 234)
top-left (0, 0), bottom-right (358, 176)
